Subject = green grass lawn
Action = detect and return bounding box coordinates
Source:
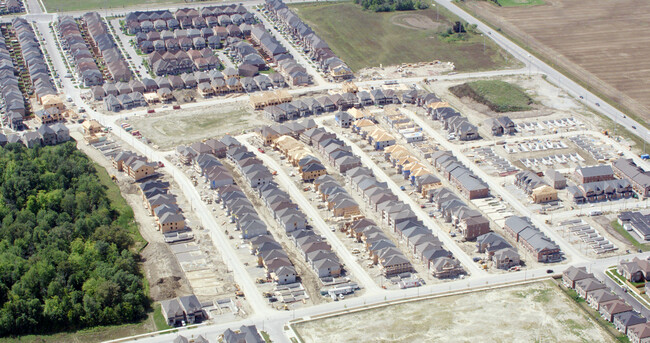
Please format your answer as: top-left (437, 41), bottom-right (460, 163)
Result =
top-left (497, 0), bottom-right (545, 7)
top-left (260, 331), bottom-right (273, 343)
top-left (43, 0), bottom-right (180, 12)
top-left (0, 315), bottom-right (156, 343)
top-left (450, 79), bottom-right (532, 112)
top-left (153, 303), bottom-right (172, 331)
top-left (289, 1), bottom-right (518, 72)
top-left (611, 220), bottom-right (650, 252)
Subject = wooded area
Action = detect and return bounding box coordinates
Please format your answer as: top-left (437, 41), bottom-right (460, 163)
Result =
top-left (0, 142), bottom-right (148, 336)
top-left (355, 0), bottom-right (428, 12)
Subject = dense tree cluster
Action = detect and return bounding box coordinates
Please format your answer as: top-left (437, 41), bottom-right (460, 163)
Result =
top-left (0, 142), bottom-right (148, 336)
top-left (356, 0), bottom-right (428, 12)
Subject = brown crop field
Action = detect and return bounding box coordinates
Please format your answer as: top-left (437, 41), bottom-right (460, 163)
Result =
top-left (461, 0), bottom-right (650, 124)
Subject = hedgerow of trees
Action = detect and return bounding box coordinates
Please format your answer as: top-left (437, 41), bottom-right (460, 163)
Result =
top-left (0, 142), bottom-right (148, 337)
top-left (356, 0), bottom-right (429, 12)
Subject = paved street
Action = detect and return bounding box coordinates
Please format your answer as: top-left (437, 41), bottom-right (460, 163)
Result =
top-left (240, 136), bottom-right (382, 294)
top-left (317, 123), bottom-right (485, 276)
top-left (401, 107), bottom-right (587, 264)
top-left (435, 0), bottom-right (650, 144)
top-left (10, 0), bottom-right (650, 341)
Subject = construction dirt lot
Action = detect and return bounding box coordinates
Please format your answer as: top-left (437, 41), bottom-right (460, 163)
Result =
top-left (461, 0), bottom-right (650, 124)
top-left (72, 130), bottom-right (239, 306)
top-left (126, 102), bottom-right (269, 150)
top-left (295, 280), bottom-right (615, 342)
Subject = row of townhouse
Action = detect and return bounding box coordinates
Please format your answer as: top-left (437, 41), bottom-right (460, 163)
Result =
top-left (94, 71), bottom-right (281, 102)
top-left (188, 136), bottom-right (300, 285)
top-left (229, 39), bottom-right (273, 79)
top-left (261, 89), bottom-right (399, 122)
top-left (405, 89), bottom-right (479, 141)
top-left (176, 138), bottom-right (228, 165)
top-left (346, 217), bottom-right (414, 277)
top-left (217, 183), bottom-right (300, 284)
top-left (483, 116), bottom-right (516, 136)
top-left (226, 137), bottom-right (343, 281)
top-left (265, 0), bottom-right (353, 80)
top-left (272, 135), bottom-right (328, 182)
top-left (222, 325), bottom-right (264, 343)
top-left (563, 266), bottom-right (650, 342)
top-left (339, 112), bottom-right (396, 151)
top-left (382, 144), bottom-right (442, 197)
top-left (58, 16), bottom-right (103, 87)
top-left (303, 123), bottom-right (463, 279)
top-left (382, 111), bottom-right (425, 143)
top-left (1, 0), bottom-right (21, 14)
top-left (249, 88), bottom-right (293, 110)
top-left (160, 294), bottom-right (205, 327)
top-left (475, 232), bottom-right (520, 269)
top-left (138, 178), bottom-right (187, 233)
top-left (432, 151), bottom-right (489, 200)
top-left (341, 166), bottom-right (464, 279)
top-left (514, 170), bottom-right (559, 204)
top-left (260, 182), bottom-right (344, 280)
top-left (0, 123), bottom-right (69, 148)
top-left (82, 12), bottom-right (132, 82)
top-left (138, 32), bottom-right (212, 54)
top-left (249, 26), bottom-right (309, 86)
top-left (613, 158), bottom-right (650, 198)
top-left (148, 48), bottom-right (219, 76)
top-left (618, 257), bottom-right (650, 283)
top-left (503, 216), bottom-right (561, 263)
top-left (112, 150), bottom-right (157, 182)
top-left (103, 92), bottom-right (146, 112)
top-left (429, 187), bottom-right (491, 241)
top-left (135, 24), bottom-right (252, 53)
top-left (314, 131), bottom-right (363, 174)
top-left (125, 5), bottom-right (253, 34)
top-left (0, 38), bottom-right (25, 130)
top-left (567, 179), bottom-right (634, 204)
top-left (12, 17), bottom-right (57, 103)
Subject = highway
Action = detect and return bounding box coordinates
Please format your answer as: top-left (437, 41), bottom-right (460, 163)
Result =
top-left (435, 0), bottom-right (650, 146)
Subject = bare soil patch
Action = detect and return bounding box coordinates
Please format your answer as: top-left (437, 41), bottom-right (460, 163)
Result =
top-left (389, 13), bottom-right (443, 30)
top-left (295, 281), bottom-right (614, 343)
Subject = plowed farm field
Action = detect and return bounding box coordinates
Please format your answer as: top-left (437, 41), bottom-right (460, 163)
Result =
top-left (462, 0), bottom-right (650, 123)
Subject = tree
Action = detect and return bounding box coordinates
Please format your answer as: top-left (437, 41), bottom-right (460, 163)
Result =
top-left (0, 142), bottom-right (148, 336)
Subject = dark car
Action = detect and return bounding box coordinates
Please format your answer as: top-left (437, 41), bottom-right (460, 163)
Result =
top-left (546, 269), bottom-right (554, 274)
top-left (632, 126), bottom-right (637, 129)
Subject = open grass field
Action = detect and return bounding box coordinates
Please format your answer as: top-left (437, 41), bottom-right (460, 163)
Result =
top-left (43, 0), bottom-right (180, 13)
top-left (497, 0), bottom-right (545, 7)
top-left (0, 314), bottom-right (157, 343)
top-left (289, 2), bottom-right (518, 72)
top-left (461, 0), bottom-right (650, 125)
top-left (450, 79), bottom-right (532, 112)
top-left (294, 281), bottom-right (614, 342)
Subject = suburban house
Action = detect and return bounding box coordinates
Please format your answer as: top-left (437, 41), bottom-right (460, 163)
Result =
top-left (600, 300), bottom-right (633, 322)
top-left (160, 295), bottom-right (205, 326)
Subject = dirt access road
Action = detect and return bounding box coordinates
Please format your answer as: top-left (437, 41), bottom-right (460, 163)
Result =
top-left (462, 0), bottom-right (650, 124)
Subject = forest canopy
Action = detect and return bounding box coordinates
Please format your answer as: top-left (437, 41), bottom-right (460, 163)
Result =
top-left (0, 142), bottom-right (148, 336)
